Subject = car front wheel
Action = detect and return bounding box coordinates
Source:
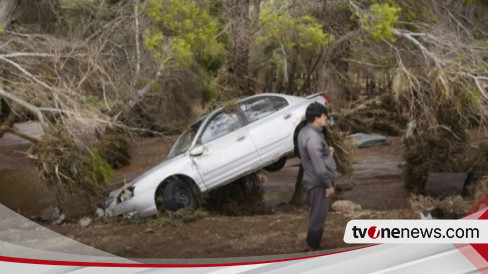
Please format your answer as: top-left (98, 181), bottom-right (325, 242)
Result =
top-left (163, 180), bottom-right (199, 211)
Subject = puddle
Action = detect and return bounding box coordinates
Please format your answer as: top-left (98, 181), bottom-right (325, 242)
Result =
top-left (264, 191), bottom-right (293, 207)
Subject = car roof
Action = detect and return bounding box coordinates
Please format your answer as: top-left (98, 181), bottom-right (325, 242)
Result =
top-left (189, 93), bottom-right (304, 126)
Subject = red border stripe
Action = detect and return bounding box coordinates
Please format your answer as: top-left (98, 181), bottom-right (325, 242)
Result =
top-left (0, 245), bottom-right (377, 268)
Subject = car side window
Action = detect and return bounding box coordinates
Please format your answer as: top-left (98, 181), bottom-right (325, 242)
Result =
top-left (200, 111), bottom-right (242, 144)
top-left (239, 96), bottom-right (289, 123)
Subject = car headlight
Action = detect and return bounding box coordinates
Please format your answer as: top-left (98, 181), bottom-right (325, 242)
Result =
top-left (119, 186), bottom-right (135, 202)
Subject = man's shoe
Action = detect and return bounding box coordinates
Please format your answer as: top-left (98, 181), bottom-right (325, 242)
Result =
top-left (304, 245), bottom-right (321, 252)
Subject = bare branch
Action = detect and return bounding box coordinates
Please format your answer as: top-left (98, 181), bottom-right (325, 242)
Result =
top-left (440, 5), bottom-right (473, 39)
top-left (0, 52), bottom-right (55, 58)
top-left (0, 56), bottom-right (54, 91)
top-left (134, 0), bottom-right (141, 77)
top-left (0, 125), bottom-right (40, 143)
top-left (0, 87), bottom-right (48, 131)
top-left (341, 58), bottom-right (386, 68)
top-left (392, 28), bottom-right (441, 69)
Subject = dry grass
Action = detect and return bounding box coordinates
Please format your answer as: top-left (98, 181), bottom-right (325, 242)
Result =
top-left (474, 176), bottom-right (488, 202)
top-left (409, 194), bottom-right (473, 219)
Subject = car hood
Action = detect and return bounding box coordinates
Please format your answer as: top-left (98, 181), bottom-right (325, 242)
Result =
top-left (135, 154), bottom-right (186, 183)
top-left (110, 154), bottom-right (187, 197)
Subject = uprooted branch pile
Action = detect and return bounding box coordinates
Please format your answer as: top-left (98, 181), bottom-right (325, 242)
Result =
top-left (34, 125), bottom-right (113, 215)
top-left (324, 125), bottom-right (355, 175)
top-left (203, 173), bottom-right (267, 216)
top-left (410, 194), bottom-right (473, 219)
top-left (0, 2), bottom-right (202, 213)
top-left (335, 94), bottom-right (408, 136)
top-left (404, 109), bottom-right (488, 193)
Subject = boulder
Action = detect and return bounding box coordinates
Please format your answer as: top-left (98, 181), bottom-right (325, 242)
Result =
top-left (78, 217), bottom-right (92, 228)
top-left (332, 200), bottom-right (362, 213)
top-left (41, 205), bottom-right (65, 225)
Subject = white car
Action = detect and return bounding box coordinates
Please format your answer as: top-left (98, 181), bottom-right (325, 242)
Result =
top-left (106, 93), bottom-right (329, 217)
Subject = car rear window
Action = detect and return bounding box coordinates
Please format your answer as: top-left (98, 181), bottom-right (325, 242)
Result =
top-left (239, 96), bottom-right (288, 123)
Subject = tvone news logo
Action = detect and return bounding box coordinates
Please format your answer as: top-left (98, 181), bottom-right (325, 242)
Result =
top-left (352, 225), bottom-right (382, 239)
top-left (346, 220), bottom-right (485, 243)
top-left (352, 225), bottom-right (442, 239)
top-left (368, 226), bottom-right (380, 239)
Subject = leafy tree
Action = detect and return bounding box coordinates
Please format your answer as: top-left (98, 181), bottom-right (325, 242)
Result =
top-left (254, 4), bottom-right (334, 93)
top-left (360, 1), bottom-right (401, 42)
top-left (144, 0), bottom-right (226, 72)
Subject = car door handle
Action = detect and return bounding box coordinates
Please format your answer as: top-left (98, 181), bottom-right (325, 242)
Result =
top-left (284, 113), bottom-right (292, 120)
top-left (237, 136), bottom-right (246, 142)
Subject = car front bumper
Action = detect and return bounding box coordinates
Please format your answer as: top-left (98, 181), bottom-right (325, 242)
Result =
top-left (106, 188), bottom-right (158, 218)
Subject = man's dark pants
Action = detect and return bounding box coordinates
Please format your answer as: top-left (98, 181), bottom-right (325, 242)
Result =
top-left (306, 185), bottom-right (330, 249)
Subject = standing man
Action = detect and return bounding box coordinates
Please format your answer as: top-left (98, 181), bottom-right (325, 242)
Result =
top-left (297, 102), bottom-right (336, 251)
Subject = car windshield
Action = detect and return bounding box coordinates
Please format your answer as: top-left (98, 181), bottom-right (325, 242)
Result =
top-left (167, 120), bottom-right (203, 158)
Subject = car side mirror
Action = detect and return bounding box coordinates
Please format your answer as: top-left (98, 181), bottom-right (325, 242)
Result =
top-left (190, 146), bottom-right (204, 156)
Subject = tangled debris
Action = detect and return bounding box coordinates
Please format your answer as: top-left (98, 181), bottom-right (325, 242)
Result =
top-left (409, 194), bottom-right (473, 219)
top-left (203, 173), bottom-right (267, 216)
top-left (34, 125), bottom-right (114, 216)
top-left (324, 126), bottom-right (354, 175)
top-left (404, 129), bottom-right (488, 192)
top-left (474, 176), bottom-right (488, 203)
top-left (95, 126), bottom-right (130, 169)
top-left (336, 94), bottom-right (408, 136)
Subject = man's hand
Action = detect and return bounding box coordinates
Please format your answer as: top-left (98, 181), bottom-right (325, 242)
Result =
top-left (328, 147), bottom-right (334, 156)
top-left (326, 187), bottom-right (335, 197)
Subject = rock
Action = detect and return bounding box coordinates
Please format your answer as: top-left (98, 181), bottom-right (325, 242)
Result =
top-left (78, 217), bottom-right (92, 228)
top-left (419, 211), bottom-right (433, 220)
top-left (425, 173), bottom-right (467, 197)
top-left (144, 228), bottom-right (154, 234)
top-left (41, 206), bottom-right (55, 222)
top-left (95, 208), bottom-right (105, 218)
top-left (347, 133), bottom-right (387, 148)
top-left (332, 200), bottom-right (362, 213)
top-left (41, 206), bottom-right (65, 225)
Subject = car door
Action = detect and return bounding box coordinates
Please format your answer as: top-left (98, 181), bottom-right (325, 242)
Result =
top-left (191, 109), bottom-right (260, 190)
top-left (239, 95), bottom-right (295, 164)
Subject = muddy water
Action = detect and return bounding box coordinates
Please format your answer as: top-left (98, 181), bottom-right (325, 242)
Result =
top-left (264, 191), bottom-right (294, 207)
top-left (0, 169), bottom-right (54, 216)
top-left (0, 132), bottom-right (174, 217)
top-left (0, 123), bottom-right (55, 216)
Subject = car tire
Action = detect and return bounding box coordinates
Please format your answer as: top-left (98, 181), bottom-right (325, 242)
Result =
top-left (163, 180), bottom-right (199, 211)
top-left (264, 156), bottom-right (287, 172)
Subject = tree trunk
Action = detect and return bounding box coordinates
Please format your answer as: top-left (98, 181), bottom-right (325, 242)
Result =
top-left (227, 0), bottom-right (253, 96)
top-left (286, 46), bottom-right (299, 94)
top-left (0, 98), bottom-right (15, 138)
top-left (289, 165), bottom-right (308, 206)
top-left (0, 0), bottom-right (20, 28)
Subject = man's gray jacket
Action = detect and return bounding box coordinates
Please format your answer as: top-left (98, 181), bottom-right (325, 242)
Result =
top-left (297, 124), bottom-right (337, 189)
